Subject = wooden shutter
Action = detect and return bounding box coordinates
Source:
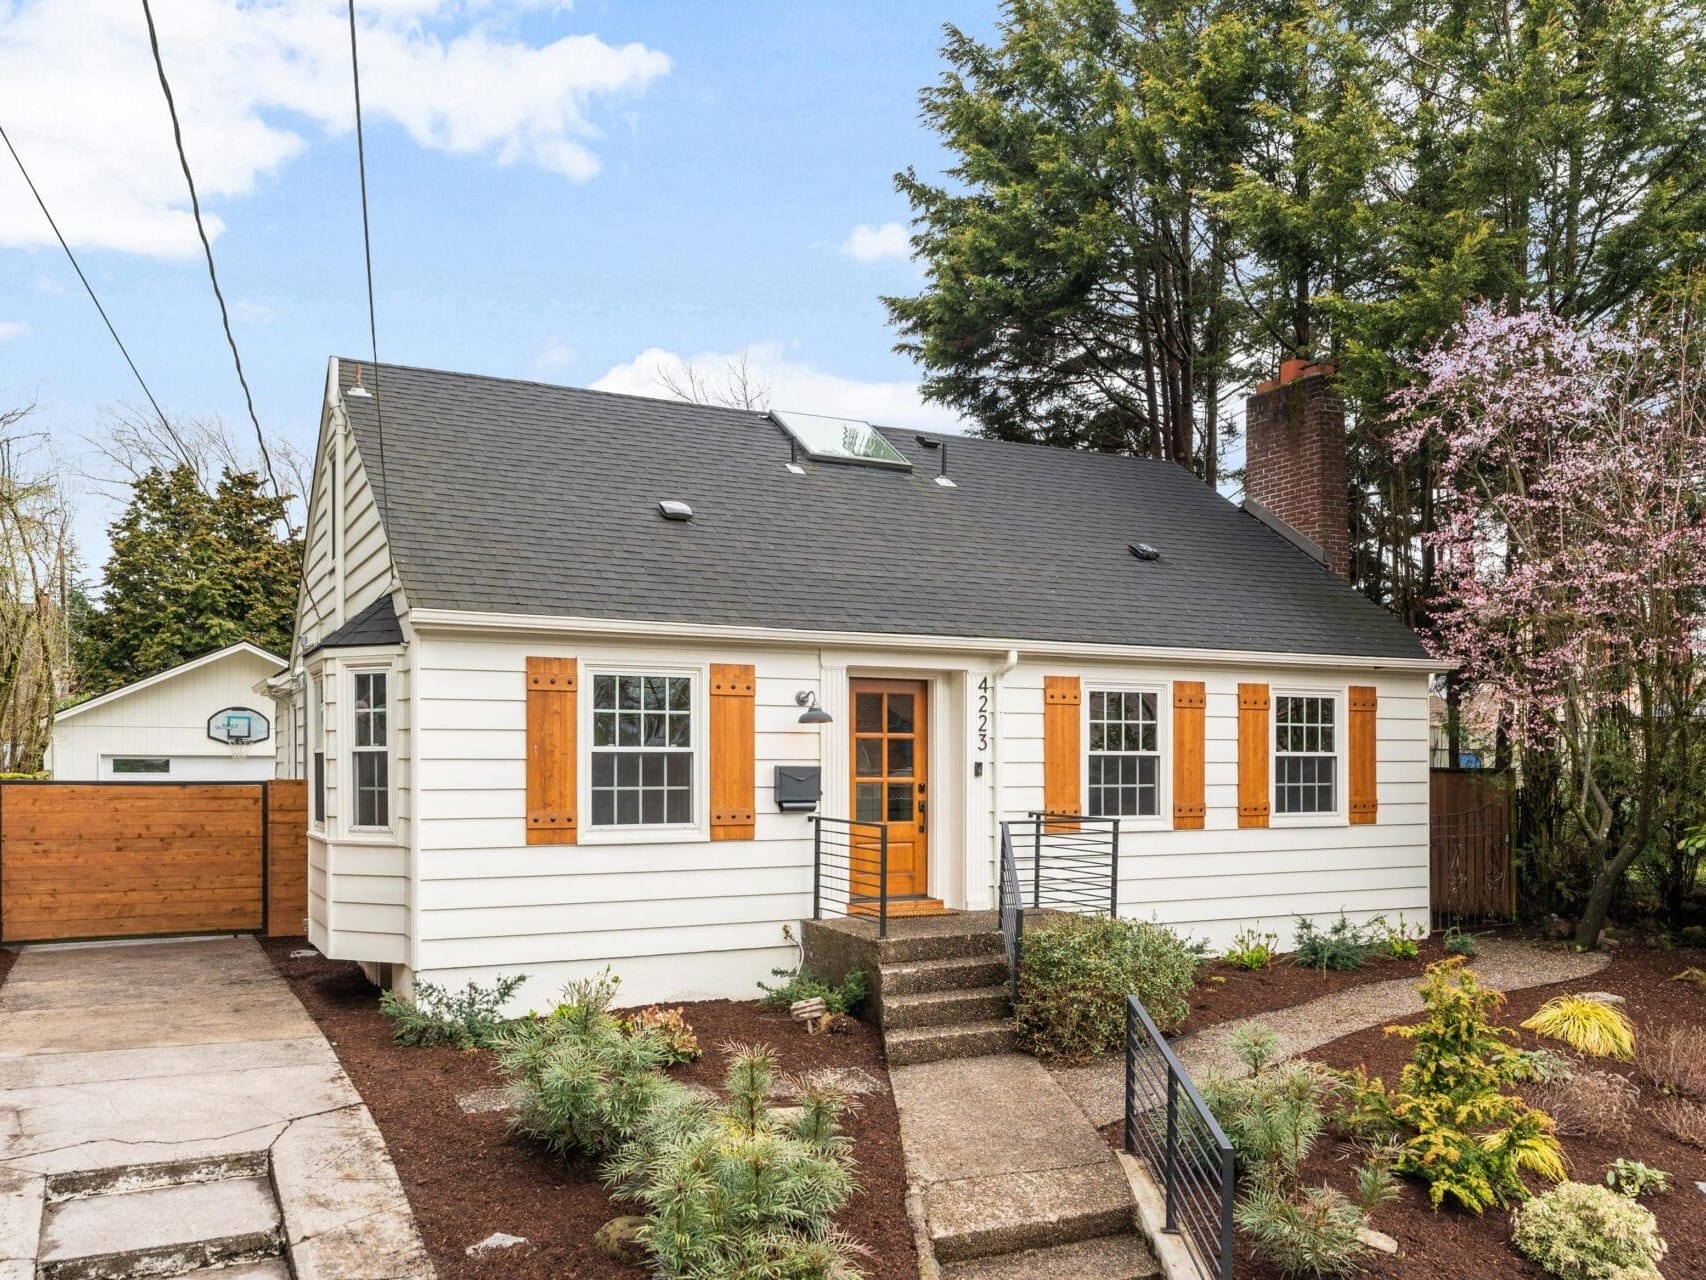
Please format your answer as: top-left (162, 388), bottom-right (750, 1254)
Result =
top-left (1042, 675), bottom-right (1082, 827)
top-left (1172, 681), bottom-right (1206, 830)
top-left (1237, 682), bottom-right (1271, 829)
top-left (1348, 685), bottom-right (1378, 825)
top-left (709, 663), bottom-right (757, 840)
top-left (526, 657), bottom-right (577, 844)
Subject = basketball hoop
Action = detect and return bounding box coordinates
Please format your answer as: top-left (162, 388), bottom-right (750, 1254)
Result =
top-left (208, 706), bottom-right (270, 763)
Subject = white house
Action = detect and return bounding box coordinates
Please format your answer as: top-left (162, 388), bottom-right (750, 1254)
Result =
top-left (278, 356), bottom-right (1439, 1010)
top-left (50, 642), bottom-right (286, 781)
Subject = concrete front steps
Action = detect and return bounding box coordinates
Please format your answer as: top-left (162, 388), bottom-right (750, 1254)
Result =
top-left (943, 1231), bottom-right (1159, 1279)
top-left (800, 910), bottom-right (1019, 1064)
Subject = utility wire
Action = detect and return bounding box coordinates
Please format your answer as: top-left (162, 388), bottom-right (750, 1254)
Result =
top-left (139, 0), bottom-right (282, 507)
top-left (0, 118), bottom-right (173, 433)
top-left (345, 0), bottom-right (391, 529)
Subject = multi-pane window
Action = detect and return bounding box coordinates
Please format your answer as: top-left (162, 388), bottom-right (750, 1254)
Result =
top-left (1087, 689), bottom-right (1160, 818)
top-left (1276, 694), bottom-right (1337, 814)
top-left (590, 674), bottom-right (693, 827)
top-left (351, 671), bottom-right (389, 828)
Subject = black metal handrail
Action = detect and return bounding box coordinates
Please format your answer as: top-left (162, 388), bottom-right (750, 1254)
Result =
top-left (997, 822), bottom-right (1023, 1003)
top-left (1125, 995), bottom-right (1236, 1280)
top-left (1023, 812), bottom-right (1120, 918)
top-left (809, 815), bottom-right (891, 937)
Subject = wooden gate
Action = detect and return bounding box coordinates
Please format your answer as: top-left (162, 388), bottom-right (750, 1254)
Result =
top-left (1429, 769), bottom-right (1515, 928)
top-left (0, 780), bottom-right (307, 944)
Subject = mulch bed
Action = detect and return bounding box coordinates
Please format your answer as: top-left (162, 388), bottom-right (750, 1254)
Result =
top-left (1177, 933), bottom-right (1459, 1035)
top-left (1107, 944), bottom-right (1706, 1279)
top-left (260, 938), bottom-right (916, 1280)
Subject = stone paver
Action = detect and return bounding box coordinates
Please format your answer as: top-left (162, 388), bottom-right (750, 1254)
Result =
top-left (1052, 937), bottom-right (1612, 1127)
top-left (0, 937), bottom-right (433, 1278)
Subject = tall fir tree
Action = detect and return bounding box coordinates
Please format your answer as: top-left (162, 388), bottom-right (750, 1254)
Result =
top-left (76, 466), bottom-right (300, 695)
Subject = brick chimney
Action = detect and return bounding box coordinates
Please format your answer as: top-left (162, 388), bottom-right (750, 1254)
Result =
top-left (1242, 360), bottom-right (1349, 579)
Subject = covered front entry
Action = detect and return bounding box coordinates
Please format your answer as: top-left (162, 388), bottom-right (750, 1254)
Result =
top-left (849, 677), bottom-right (940, 909)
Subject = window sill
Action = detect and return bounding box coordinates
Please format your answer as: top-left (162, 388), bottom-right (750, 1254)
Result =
top-left (580, 824), bottom-right (708, 847)
top-left (1270, 812), bottom-right (1349, 830)
top-left (338, 829), bottom-right (402, 845)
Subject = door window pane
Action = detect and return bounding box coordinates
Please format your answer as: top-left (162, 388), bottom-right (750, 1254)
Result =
top-left (855, 782), bottom-right (883, 823)
top-left (887, 782), bottom-right (914, 822)
top-left (888, 738), bottom-right (914, 776)
top-left (887, 694), bottom-right (914, 734)
top-left (856, 693), bottom-right (882, 732)
top-left (855, 738), bottom-right (883, 776)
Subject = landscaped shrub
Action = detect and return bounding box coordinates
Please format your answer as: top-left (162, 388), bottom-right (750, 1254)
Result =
top-left (1522, 996), bottom-right (1636, 1061)
top-left (1443, 927), bottom-right (1479, 958)
top-left (1228, 1024), bottom-right (1283, 1076)
top-left (1339, 959), bottom-right (1566, 1212)
top-left (379, 974), bottom-right (524, 1049)
top-left (1528, 1070), bottom-right (1638, 1138)
top-left (1510, 1182), bottom-right (1666, 1280)
top-left (495, 970), bottom-right (686, 1159)
top-left (1604, 1159), bottom-right (1671, 1199)
top-left (1202, 1060), bottom-right (1334, 1190)
top-left (1225, 926), bottom-right (1279, 971)
top-left (624, 1006), bottom-right (702, 1064)
top-left (758, 966), bottom-right (869, 1016)
top-left (1291, 915), bottom-right (1372, 971)
top-left (1655, 1097), bottom-right (1706, 1149)
top-left (1637, 1024), bottom-right (1706, 1099)
top-left (1368, 914), bottom-right (1423, 960)
top-left (1014, 915), bottom-right (1199, 1060)
top-left (1234, 1184), bottom-right (1366, 1279)
top-left (612, 1042), bottom-right (864, 1279)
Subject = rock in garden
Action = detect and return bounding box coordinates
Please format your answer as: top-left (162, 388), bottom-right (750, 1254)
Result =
top-left (456, 1086), bottom-right (516, 1115)
top-left (1696, 1181), bottom-right (1706, 1198)
top-left (289, 949), bottom-right (318, 959)
top-left (793, 1066), bottom-right (888, 1097)
top-left (1578, 991), bottom-right (1626, 1007)
top-left (1357, 1227), bottom-right (1399, 1255)
top-left (466, 1232), bottom-right (528, 1256)
top-left (595, 1215), bottom-right (649, 1264)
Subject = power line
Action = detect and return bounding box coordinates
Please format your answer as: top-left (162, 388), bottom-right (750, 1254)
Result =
top-left (139, 0), bottom-right (282, 507)
top-left (0, 118), bottom-right (173, 432)
top-left (345, 0), bottom-right (391, 528)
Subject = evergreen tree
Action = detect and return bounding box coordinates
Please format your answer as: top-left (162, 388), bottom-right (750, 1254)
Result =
top-left (75, 466), bottom-right (300, 695)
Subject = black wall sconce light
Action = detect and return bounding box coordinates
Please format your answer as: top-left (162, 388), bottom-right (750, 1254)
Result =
top-left (795, 691), bottom-right (832, 724)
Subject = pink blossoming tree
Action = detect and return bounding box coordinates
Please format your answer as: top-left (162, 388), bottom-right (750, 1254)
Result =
top-left (1394, 299), bottom-right (1706, 946)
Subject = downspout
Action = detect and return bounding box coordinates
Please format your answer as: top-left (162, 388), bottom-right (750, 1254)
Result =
top-left (988, 648), bottom-right (1020, 905)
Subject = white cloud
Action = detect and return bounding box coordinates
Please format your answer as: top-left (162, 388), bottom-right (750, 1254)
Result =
top-left (591, 342), bottom-right (966, 433)
top-left (231, 300), bottom-right (275, 323)
top-left (841, 221), bottom-right (911, 264)
top-left (534, 336), bottom-right (576, 373)
top-left (0, 321), bottom-right (26, 341)
top-left (0, 1), bottom-right (670, 256)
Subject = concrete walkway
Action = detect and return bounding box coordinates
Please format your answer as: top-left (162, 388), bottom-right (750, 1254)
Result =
top-left (0, 937), bottom-right (433, 1279)
top-left (1052, 937), bottom-right (1612, 1127)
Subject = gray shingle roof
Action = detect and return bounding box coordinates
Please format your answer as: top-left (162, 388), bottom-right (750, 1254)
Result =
top-left (337, 360), bottom-right (1427, 661)
top-left (307, 594), bottom-right (402, 652)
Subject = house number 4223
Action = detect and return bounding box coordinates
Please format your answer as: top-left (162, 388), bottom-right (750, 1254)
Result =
top-left (977, 676), bottom-right (990, 752)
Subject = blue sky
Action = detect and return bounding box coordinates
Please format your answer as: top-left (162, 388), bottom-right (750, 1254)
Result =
top-left (0, 0), bottom-right (996, 573)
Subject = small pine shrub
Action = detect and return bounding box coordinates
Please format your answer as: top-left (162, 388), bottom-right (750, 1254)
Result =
top-left (1339, 959), bottom-right (1567, 1212)
top-left (614, 1042), bottom-right (866, 1279)
top-left (1291, 915), bottom-right (1372, 971)
top-left (624, 1007), bottom-right (702, 1064)
top-left (1510, 1182), bottom-right (1666, 1280)
top-left (758, 967), bottom-right (869, 1016)
top-left (1522, 996), bottom-right (1636, 1061)
top-left (1354, 1152), bottom-right (1401, 1214)
top-left (1230, 1024), bottom-right (1283, 1075)
top-left (379, 974), bottom-right (524, 1049)
top-left (1443, 927), bottom-right (1479, 958)
top-left (1637, 1024), bottom-right (1706, 1099)
top-left (1202, 1061), bottom-right (1333, 1190)
top-left (1234, 1184), bottom-right (1366, 1279)
top-left (1014, 915), bottom-right (1200, 1060)
top-left (1225, 926), bottom-right (1280, 971)
top-left (1604, 1159), bottom-right (1671, 1199)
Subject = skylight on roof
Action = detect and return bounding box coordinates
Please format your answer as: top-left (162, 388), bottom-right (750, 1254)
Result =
top-left (772, 410), bottom-right (911, 469)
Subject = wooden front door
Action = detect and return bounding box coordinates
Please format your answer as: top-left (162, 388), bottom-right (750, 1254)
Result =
top-left (850, 679), bottom-right (929, 901)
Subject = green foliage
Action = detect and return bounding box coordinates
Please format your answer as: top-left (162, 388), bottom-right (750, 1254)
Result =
top-left (612, 1043), bottom-right (865, 1279)
top-left (1014, 915), bottom-right (1200, 1060)
top-left (1443, 928), bottom-right (1479, 958)
top-left (1604, 1160), bottom-right (1671, 1199)
top-left (379, 975), bottom-right (523, 1049)
top-left (623, 1007), bottom-right (702, 1065)
top-left (1230, 1024), bottom-right (1282, 1075)
top-left (758, 967), bottom-right (868, 1016)
top-left (1353, 1151), bottom-right (1401, 1214)
top-left (1203, 1060), bottom-right (1334, 1190)
top-left (1368, 914), bottom-right (1422, 960)
top-left (1234, 1184), bottom-right (1367, 1279)
top-left (495, 970), bottom-right (682, 1159)
top-left (76, 465), bottom-right (300, 695)
top-left (1510, 1182), bottom-right (1667, 1280)
top-left (1292, 915), bottom-right (1373, 971)
top-left (1226, 926), bottom-right (1280, 970)
top-left (1339, 960), bottom-right (1566, 1212)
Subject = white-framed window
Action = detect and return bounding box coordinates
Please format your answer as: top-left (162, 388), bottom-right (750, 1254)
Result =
top-left (588, 671), bottom-right (695, 828)
top-left (1275, 692), bottom-right (1339, 815)
top-left (350, 669), bottom-right (390, 829)
top-left (310, 672), bottom-right (326, 827)
top-left (112, 757), bottom-right (170, 774)
top-left (1086, 687), bottom-right (1163, 818)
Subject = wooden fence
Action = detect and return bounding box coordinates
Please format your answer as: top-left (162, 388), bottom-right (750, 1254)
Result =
top-left (1429, 769), bottom-right (1515, 928)
top-left (0, 780), bottom-right (307, 945)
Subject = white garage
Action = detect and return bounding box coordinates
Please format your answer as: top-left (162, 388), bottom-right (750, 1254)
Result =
top-left (48, 642), bottom-right (287, 782)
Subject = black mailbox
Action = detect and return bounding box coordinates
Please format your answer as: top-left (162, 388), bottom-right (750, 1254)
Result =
top-left (775, 765), bottom-right (821, 813)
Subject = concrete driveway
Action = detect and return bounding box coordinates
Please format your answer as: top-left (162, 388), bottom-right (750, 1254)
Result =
top-left (0, 936), bottom-right (433, 1279)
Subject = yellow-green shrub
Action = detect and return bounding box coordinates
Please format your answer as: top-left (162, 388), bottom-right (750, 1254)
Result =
top-left (1521, 996), bottom-right (1636, 1062)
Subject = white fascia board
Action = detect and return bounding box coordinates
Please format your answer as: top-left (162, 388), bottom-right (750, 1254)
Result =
top-left (55, 642), bottom-right (288, 722)
top-left (402, 607), bottom-right (1451, 674)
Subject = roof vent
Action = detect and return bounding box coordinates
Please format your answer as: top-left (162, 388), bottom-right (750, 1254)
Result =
top-left (1129, 542), bottom-right (1161, 561)
top-left (915, 434), bottom-right (956, 487)
top-left (658, 500), bottom-right (694, 522)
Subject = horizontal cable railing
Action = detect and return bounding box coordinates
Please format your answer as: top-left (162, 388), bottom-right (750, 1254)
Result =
top-left (809, 815), bottom-right (891, 937)
top-left (1020, 812), bottom-right (1120, 918)
top-left (1125, 995), bottom-right (1236, 1280)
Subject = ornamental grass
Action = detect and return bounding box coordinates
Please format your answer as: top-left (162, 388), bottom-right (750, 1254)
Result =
top-left (1521, 996), bottom-right (1636, 1062)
